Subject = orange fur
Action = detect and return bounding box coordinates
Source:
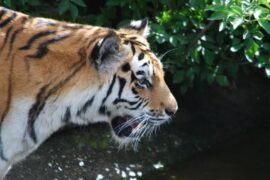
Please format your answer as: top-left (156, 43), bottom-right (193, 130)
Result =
top-left (0, 7), bottom-right (177, 122)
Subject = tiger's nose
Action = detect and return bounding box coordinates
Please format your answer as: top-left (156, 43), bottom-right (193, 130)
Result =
top-left (163, 93), bottom-right (178, 116)
top-left (165, 106), bottom-right (178, 116)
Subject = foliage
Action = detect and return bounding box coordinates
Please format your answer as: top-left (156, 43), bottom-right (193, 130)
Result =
top-left (1, 0), bottom-right (270, 94)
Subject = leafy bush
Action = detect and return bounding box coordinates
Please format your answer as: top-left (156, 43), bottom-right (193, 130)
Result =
top-left (1, 0), bottom-right (270, 94)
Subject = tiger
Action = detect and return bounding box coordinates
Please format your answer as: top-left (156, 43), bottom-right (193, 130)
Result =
top-left (0, 6), bottom-right (178, 178)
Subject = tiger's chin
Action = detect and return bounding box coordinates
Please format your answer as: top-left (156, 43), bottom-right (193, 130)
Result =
top-left (109, 115), bottom-right (167, 150)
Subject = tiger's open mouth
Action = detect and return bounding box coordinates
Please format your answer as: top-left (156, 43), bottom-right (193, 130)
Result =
top-left (111, 116), bottom-right (141, 138)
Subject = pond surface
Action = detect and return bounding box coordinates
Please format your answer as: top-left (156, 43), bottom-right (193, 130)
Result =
top-left (142, 126), bottom-right (270, 180)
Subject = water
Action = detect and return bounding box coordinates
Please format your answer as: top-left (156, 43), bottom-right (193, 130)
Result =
top-left (142, 126), bottom-right (270, 180)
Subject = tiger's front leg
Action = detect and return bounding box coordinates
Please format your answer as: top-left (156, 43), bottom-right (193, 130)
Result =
top-left (0, 117), bottom-right (35, 179)
top-left (0, 99), bottom-right (47, 179)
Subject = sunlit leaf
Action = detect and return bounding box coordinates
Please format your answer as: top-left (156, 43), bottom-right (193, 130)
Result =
top-left (265, 67), bottom-right (270, 77)
top-left (219, 21), bottom-right (226, 31)
top-left (243, 30), bottom-right (250, 40)
top-left (230, 17), bottom-right (243, 29)
top-left (253, 31), bottom-right (264, 40)
top-left (230, 43), bottom-right (242, 52)
top-left (230, 5), bottom-right (243, 16)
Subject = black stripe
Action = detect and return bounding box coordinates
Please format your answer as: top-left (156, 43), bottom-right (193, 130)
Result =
top-left (141, 62), bottom-right (148, 67)
top-left (127, 100), bottom-right (144, 110)
top-left (0, 9), bottom-right (7, 20)
top-left (77, 96), bottom-right (95, 116)
top-left (62, 107), bottom-right (71, 123)
top-left (10, 28), bottom-right (23, 45)
top-left (138, 53), bottom-right (144, 61)
top-left (142, 101), bottom-right (149, 108)
top-left (131, 43), bottom-right (136, 55)
top-left (0, 12), bottom-right (16, 28)
top-left (136, 70), bottom-right (145, 75)
top-left (121, 63), bottom-right (130, 72)
top-left (113, 98), bottom-right (138, 105)
top-left (0, 26), bottom-right (13, 52)
top-left (118, 77), bottom-right (126, 98)
top-left (102, 74), bottom-right (116, 104)
top-left (130, 72), bottom-right (137, 83)
top-left (28, 61), bottom-right (85, 142)
top-left (99, 105), bottom-right (106, 115)
top-left (19, 30), bottom-right (56, 50)
top-left (131, 87), bottom-right (138, 95)
top-left (0, 127), bottom-right (8, 161)
top-left (87, 35), bottom-right (102, 50)
top-left (130, 37), bottom-right (137, 40)
top-left (27, 34), bottom-right (69, 59)
top-left (133, 40), bottom-right (146, 47)
top-left (27, 84), bottom-right (49, 142)
top-left (8, 28), bottom-right (23, 55)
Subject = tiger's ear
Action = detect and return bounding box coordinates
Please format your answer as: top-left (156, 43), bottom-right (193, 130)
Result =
top-left (90, 31), bottom-right (123, 72)
top-left (128, 18), bottom-right (149, 38)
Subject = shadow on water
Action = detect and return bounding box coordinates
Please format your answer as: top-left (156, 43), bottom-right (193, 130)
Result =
top-left (7, 71), bottom-right (270, 180)
top-left (141, 126), bottom-right (270, 180)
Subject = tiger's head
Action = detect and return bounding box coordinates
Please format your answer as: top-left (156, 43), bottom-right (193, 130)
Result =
top-left (87, 19), bottom-right (178, 147)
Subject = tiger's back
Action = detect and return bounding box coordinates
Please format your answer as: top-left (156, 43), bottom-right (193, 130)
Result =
top-left (0, 6), bottom-right (177, 179)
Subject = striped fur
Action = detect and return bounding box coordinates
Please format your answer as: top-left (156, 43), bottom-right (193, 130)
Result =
top-left (0, 7), bottom-right (177, 178)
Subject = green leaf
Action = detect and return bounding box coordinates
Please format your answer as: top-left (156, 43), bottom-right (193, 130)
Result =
top-left (28, 0), bottom-right (40, 6)
top-left (216, 75), bottom-right (229, 87)
top-left (71, 0), bottom-right (86, 7)
top-left (173, 70), bottom-right (185, 83)
top-left (230, 43), bottom-right (242, 52)
top-left (3, 0), bottom-right (12, 7)
top-left (107, 0), bottom-right (123, 6)
top-left (253, 8), bottom-right (262, 20)
top-left (203, 49), bottom-right (215, 65)
top-left (219, 21), bottom-right (226, 31)
top-left (243, 29), bottom-right (250, 40)
top-left (205, 5), bottom-right (225, 11)
top-left (253, 31), bottom-right (264, 40)
top-left (260, 0), bottom-right (270, 8)
top-left (189, 0), bottom-right (205, 8)
top-left (244, 39), bottom-right (259, 63)
top-left (208, 11), bottom-right (227, 20)
top-left (230, 5), bottom-right (243, 16)
top-left (207, 74), bottom-right (215, 84)
top-left (187, 68), bottom-right (195, 80)
top-left (70, 3), bottom-right (79, 20)
top-left (257, 56), bottom-right (266, 68)
top-left (169, 36), bottom-right (177, 47)
top-left (258, 19), bottom-right (270, 35)
top-left (262, 43), bottom-right (270, 51)
top-left (59, 0), bottom-right (70, 15)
